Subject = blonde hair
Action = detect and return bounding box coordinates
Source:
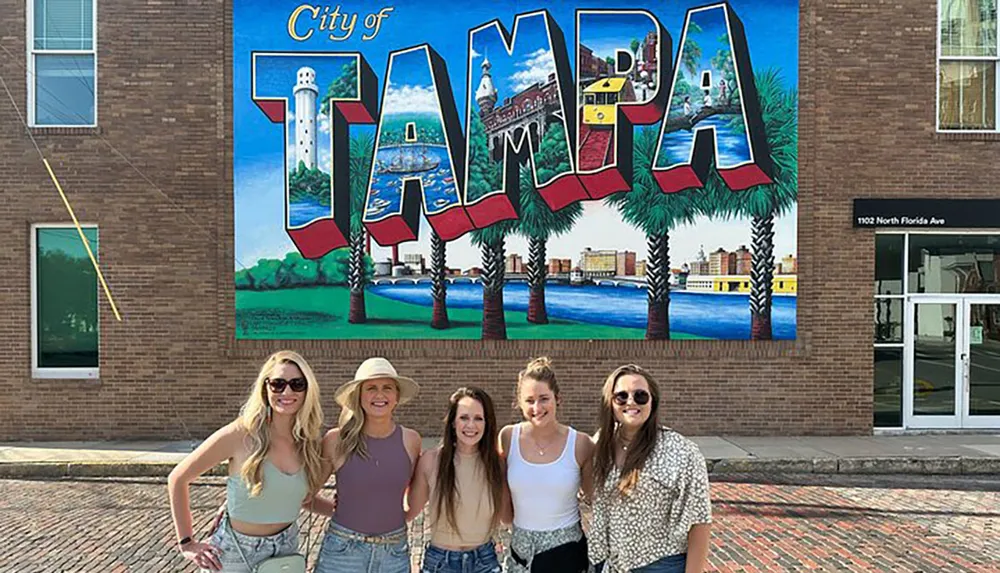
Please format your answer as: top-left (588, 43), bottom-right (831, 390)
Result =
top-left (237, 350), bottom-right (326, 496)
top-left (335, 378), bottom-right (400, 461)
top-left (515, 356), bottom-right (561, 407)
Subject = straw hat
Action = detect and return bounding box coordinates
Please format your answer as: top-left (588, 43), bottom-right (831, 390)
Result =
top-left (334, 357), bottom-right (420, 408)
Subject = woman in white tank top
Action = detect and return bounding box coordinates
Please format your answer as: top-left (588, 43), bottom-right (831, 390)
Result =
top-left (499, 357), bottom-right (596, 573)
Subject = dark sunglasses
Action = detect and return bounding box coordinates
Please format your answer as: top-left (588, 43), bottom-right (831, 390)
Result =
top-left (613, 389), bottom-right (650, 406)
top-left (266, 377), bottom-right (307, 393)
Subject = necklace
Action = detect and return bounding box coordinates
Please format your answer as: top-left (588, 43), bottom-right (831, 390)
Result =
top-left (530, 429), bottom-right (560, 456)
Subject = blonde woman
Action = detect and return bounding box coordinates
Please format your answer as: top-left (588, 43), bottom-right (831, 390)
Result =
top-left (167, 350), bottom-right (326, 572)
top-left (589, 364), bottom-right (712, 573)
top-left (314, 357), bottom-right (423, 573)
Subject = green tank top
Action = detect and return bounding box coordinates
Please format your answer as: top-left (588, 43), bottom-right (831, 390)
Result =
top-left (226, 460), bottom-right (308, 524)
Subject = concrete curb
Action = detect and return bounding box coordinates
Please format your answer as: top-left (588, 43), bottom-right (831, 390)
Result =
top-left (0, 462), bottom-right (228, 480)
top-left (2, 457), bottom-right (999, 479)
top-left (707, 456), bottom-right (1000, 475)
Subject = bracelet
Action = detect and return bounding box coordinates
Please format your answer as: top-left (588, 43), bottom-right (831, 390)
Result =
top-left (178, 536), bottom-right (193, 546)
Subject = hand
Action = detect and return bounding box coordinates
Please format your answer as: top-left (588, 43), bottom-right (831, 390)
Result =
top-left (180, 540), bottom-right (222, 571)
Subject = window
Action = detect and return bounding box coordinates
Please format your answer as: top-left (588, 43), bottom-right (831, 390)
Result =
top-left (27, 0), bottom-right (96, 126)
top-left (31, 225), bottom-right (99, 378)
top-left (874, 233), bottom-right (904, 426)
top-left (939, 0), bottom-right (999, 130)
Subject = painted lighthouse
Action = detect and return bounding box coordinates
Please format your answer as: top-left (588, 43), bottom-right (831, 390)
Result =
top-left (293, 66), bottom-right (318, 169)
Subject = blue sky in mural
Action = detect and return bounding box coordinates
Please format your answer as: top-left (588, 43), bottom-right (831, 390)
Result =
top-left (234, 0), bottom-right (798, 266)
top-left (578, 12), bottom-right (659, 63)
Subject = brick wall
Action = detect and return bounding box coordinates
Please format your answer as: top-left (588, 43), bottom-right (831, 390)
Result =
top-left (3, 0), bottom-right (985, 441)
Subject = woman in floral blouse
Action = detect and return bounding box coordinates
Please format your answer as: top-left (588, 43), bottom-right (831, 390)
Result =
top-left (588, 364), bottom-right (712, 573)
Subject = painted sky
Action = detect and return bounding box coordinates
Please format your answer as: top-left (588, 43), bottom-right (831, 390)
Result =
top-left (234, 0), bottom-right (799, 269)
top-left (578, 11), bottom-right (659, 64)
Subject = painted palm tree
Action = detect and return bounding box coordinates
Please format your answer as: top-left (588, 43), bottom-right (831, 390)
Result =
top-left (681, 21), bottom-right (704, 77)
top-left (606, 127), bottom-right (700, 339)
top-left (517, 165), bottom-right (582, 324)
top-left (429, 228), bottom-right (449, 329)
top-left (348, 131), bottom-right (375, 324)
top-left (470, 219), bottom-right (518, 340)
top-left (699, 68), bottom-right (798, 339)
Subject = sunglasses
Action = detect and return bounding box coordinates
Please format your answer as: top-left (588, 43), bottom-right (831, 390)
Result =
top-left (266, 377), bottom-right (307, 393)
top-left (613, 389), bottom-right (650, 406)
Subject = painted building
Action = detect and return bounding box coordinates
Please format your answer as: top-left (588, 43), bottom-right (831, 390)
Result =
top-left (5, 0), bottom-right (1000, 442)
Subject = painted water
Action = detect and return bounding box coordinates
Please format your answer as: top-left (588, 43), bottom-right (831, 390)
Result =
top-left (367, 144), bottom-right (460, 219)
top-left (289, 200), bottom-right (332, 227)
top-left (369, 283), bottom-right (796, 339)
top-left (659, 115), bottom-right (751, 167)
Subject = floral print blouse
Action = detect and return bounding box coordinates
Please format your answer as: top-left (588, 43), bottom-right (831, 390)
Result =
top-left (588, 427), bottom-right (712, 572)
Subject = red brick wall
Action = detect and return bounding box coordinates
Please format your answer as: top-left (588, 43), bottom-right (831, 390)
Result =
top-left (5, 0), bottom-right (981, 441)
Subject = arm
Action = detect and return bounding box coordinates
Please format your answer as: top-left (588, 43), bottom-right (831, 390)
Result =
top-left (306, 428), bottom-right (342, 518)
top-left (575, 432), bottom-right (596, 504)
top-left (685, 523), bottom-right (711, 573)
top-left (497, 425), bottom-right (515, 526)
top-left (166, 423), bottom-right (241, 569)
top-left (405, 447), bottom-right (436, 522)
top-left (401, 427), bottom-right (423, 516)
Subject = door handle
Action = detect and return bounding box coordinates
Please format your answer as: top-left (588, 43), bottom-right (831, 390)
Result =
top-left (961, 353), bottom-right (970, 394)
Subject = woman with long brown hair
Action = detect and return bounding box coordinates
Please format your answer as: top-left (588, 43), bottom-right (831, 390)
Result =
top-left (589, 364), bottom-right (712, 573)
top-left (499, 357), bottom-right (595, 573)
top-left (167, 350), bottom-right (326, 572)
top-left (406, 387), bottom-right (511, 573)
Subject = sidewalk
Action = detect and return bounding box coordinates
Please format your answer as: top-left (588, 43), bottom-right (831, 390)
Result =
top-left (1, 434), bottom-right (999, 479)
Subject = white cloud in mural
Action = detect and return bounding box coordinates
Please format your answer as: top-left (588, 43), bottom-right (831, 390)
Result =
top-left (470, 46), bottom-right (481, 59)
top-left (286, 110), bottom-right (295, 123)
top-left (511, 48), bottom-right (556, 91)
top-left (318, 112), bottom-right (330, 134)
top-left (382, 84), bottom-right (441, 115)
top-left (318, 146), bottom-right (332, 171)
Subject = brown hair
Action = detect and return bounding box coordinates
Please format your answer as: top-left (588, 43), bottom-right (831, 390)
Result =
top-left (434, 387), bottom-right (505, 534)
top-left (593, 364), bottom-right (661, 496)
top-left (515, 356), bottom-right (561, 407)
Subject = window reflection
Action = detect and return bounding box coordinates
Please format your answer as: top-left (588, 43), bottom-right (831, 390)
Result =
top-left (908, 234), bottom-right (1000, 294)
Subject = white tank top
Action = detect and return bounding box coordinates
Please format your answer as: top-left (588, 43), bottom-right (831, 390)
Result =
top-left (507, 424), bottom-right (581, 531)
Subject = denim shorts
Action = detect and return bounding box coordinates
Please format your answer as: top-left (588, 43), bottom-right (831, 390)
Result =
top-left (420, 541), bottom-right (501, 573)
top-left (314, 521), bottom-right (410, 573)
top-left (204, 517), bottom-right (300, 573)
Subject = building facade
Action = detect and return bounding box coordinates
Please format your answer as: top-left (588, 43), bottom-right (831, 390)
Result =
top-left (4, 0), bottom-right (1000, 441)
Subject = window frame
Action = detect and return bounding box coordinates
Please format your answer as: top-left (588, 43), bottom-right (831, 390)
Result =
top-left (30, 223), bottom-right (100, 379)
top-left (936, 0), bottom-right (1000, 132)
top-left (26, 0), bottom-right (98, 128)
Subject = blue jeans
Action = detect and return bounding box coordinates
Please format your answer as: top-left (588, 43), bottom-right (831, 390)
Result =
top-left (420, 541), bottom-right (501, 573)
top-left (205, 517), bottom-right (299, 573)
top-left (633, 553), bottom-right (687, 573)
top-left (314, 521), bottom-right (410, 573)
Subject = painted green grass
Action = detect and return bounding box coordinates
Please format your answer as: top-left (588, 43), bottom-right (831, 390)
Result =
top-left (236, 286), bottom-right (707, 340)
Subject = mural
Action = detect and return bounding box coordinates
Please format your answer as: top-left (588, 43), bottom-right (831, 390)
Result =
top-left (233, 0), bottom-right (798, 340)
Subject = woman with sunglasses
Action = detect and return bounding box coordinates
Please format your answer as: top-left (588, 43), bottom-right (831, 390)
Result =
top-left (499, 357), bottom-right (595, 573)
top-left (589, 365), bottom-right (712, 573)
top-left (406, 387), bottom-right (511, 573)
top-left (313, 357), bottom-right (423, 573)
top-left (168, 350), bottom-right (326, 572)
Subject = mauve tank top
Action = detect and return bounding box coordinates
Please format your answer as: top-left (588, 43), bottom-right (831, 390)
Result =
top-left (332, 424), bottom-right (412, 534)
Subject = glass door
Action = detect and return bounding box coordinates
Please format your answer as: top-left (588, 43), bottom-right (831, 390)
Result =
top-left (905, 298), bottom-right (962, 428)
top-left (962, 298), bottom-right (1000, 428)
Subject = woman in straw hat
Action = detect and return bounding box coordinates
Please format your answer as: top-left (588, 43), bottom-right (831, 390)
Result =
top-left (313, 357), bottom-right (423, 573)
top-left (167, 350), bottom-right (326, 572)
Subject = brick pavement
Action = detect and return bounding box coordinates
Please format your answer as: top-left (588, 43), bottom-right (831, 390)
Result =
top-left (1, 476), bottom-right (998, 572)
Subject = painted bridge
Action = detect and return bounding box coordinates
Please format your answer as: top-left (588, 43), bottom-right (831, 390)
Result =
top-left (370, 273), bottom-right (649, 287)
